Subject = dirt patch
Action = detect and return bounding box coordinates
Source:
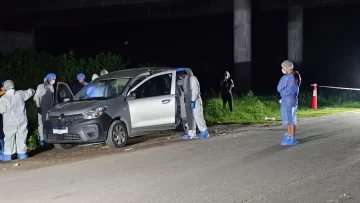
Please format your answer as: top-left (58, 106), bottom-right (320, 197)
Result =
top-left (0, 135), bottom-right (180, 172)
top-left (0, 122), bottom-right (279, 173)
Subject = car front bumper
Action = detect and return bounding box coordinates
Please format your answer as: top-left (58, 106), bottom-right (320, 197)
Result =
top-left (44, 113), bottom-right (113, 144)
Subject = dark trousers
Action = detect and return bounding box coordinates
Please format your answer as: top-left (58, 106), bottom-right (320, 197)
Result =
top-left (221, 93), bottom-right (233, 112)
top-left (0, 114), bottom-right (4, 139)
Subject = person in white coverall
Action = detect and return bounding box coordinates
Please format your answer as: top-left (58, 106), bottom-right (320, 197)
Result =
top-left (92, 74), bottom-right (99, 81)
top-left (34, 73), bottom-right (56, 147)
top-left (100, 70), bottom-right (108, 76)
top-left (176, 67), bottom-right (209, 139)
top-left (0, 80), bottom-right (35, 161)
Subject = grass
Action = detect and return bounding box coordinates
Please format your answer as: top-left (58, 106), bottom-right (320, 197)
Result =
top-left (26, 90), bottom-right (360, 150)
top-left (297, 108), bottom-right (359, 118)
top-left (203, 91), bottom-right (360, 125)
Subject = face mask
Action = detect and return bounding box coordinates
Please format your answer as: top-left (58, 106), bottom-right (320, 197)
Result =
top-left (281, 69), bottom-right (286, 74)
top-left (50, 80), bottom-right (55, 85)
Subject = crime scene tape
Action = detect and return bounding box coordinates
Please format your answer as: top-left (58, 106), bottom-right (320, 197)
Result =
top-left (317, 85), bottom-right (360, 91)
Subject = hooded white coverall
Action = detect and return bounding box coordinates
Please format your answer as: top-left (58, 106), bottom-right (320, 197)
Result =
top-left (0, 80), bottom-right (35, 155)
top-left (34, 79), bottom-right (55, 141)
top-left (100, 70), bottom-right (108, 76)
top-left (183, 74), bottom-right (207, 138)
top-left (92, 74), bottom-right (99, 81)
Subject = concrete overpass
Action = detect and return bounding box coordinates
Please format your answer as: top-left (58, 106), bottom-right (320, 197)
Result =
top-left (1, 0), bottom-right (360, 91)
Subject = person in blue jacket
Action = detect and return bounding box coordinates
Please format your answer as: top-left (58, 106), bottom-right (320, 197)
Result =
top-left (277, 60), bottom-right (301, 146)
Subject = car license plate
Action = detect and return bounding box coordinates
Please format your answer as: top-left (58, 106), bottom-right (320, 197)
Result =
top-left (53, 126), bottom-right (68, 134)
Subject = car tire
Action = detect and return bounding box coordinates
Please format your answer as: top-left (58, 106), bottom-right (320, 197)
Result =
top-left (105, 120), bottom-right (128, 148)
top-left (54, 143), bottom-right (74, 150)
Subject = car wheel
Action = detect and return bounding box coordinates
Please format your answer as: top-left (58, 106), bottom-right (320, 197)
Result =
top-left (54, 143), bottom-right (74, 150)
top-left (105, 120), bottom-right (128, 148)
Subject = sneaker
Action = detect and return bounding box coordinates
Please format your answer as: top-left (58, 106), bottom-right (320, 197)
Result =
top-left (17, 153), bottom-right (28, 160)
top-left (281, 133), bottom-right (288, 142)
top-left (199, 131), bottom-right (209, 139)
top-left (281, 135), bottom-right (297, 146)
top-left (289, 136), bottom-right (298, 145)
top-left (181, 135), bottom-right (194, 140)
top-left (280, 133), bottom-right (290, 145)
top-left (2, 154), bottom-right (12, 161)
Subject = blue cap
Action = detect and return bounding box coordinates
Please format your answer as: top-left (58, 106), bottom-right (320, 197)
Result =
top-left (176, 67), bottom-right (186, 72)
top-left (1, 81), bottom-right (4, 87)
top-left (77, 73), bottom-right (86, 80)
top-left (46, 73), bottom-right (56, 80)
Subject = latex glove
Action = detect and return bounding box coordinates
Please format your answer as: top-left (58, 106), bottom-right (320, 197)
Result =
top-left (190, 101), bottom-right (195, 109)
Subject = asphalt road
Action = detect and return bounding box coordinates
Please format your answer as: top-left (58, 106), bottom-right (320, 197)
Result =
top-left (0, 112), bottom-right (360, 203)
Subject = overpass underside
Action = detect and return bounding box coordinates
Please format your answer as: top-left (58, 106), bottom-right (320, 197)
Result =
top-left (260, 0), bottom-right (360, 9)
top-left (2, 0), bottom-right (360, 15)
top-left (2, 0), bottom-right (360, 28)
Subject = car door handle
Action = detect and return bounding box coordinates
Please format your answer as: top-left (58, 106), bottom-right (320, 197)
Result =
top-left (162, 99), bottom-right (170, 104)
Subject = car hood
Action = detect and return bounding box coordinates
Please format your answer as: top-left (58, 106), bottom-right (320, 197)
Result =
top-left (49, 100), bottom-right (108, 116)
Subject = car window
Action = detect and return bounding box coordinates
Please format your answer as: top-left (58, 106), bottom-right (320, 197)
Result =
top-left (128, 75), bottom-right (148, 92)
top-left (73, 78), bottom-right (131, 101)
top-left (57, 83), bottom-right (73, 103)
top-left (133, 73), bottom-right (172, 99)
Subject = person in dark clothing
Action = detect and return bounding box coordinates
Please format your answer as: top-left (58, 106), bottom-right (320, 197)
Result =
top-left (220, 71), bottom-right (234, 112)
top-left (71, 73), bottom-right (88, 95)
top-left (0, 82), bottom-right (4, 155)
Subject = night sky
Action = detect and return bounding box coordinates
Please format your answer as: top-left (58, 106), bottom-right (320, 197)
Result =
top-left (31, 3), bottom-right (360, 95)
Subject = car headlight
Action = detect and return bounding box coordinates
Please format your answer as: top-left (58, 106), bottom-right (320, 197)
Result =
top-left (83, 106), bottom-right (107, 120)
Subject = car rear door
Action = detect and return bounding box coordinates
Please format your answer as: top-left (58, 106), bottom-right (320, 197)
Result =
top-left (126, 70), bottom-right (176, 129)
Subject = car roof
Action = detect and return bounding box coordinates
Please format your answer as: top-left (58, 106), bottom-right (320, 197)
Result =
top-left (95, 67), bottom-right (172, 80)
top-left (95, 67), bottom-right (193, 80)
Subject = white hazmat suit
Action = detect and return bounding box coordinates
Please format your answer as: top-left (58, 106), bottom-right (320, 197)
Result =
top-left (100, 70), bottom-right (108, 76)
top-left (0, 80), bottom-right (35, 158)
top-left (182, 74), bottom-right (208, 139)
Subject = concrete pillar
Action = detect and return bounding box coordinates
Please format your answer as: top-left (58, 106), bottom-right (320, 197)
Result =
top-left (288, 7), bottom-right (303, 70)
top-left (234, 0), bottom-right (251, 93)
top-left (0, 31), bottom-right (35, 53)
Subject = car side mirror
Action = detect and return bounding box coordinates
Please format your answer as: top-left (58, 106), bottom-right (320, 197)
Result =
top-left (127, 91), bottom-right (137, 101)
top-left (63, 98), bottom-right (70, 102)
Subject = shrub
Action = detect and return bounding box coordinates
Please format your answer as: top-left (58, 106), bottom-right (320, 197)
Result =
top-left (0, 50), bottom-right (131, 149)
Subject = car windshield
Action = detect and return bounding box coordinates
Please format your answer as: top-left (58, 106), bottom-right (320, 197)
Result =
top-left (72, 78), bottom-right (131, 101)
